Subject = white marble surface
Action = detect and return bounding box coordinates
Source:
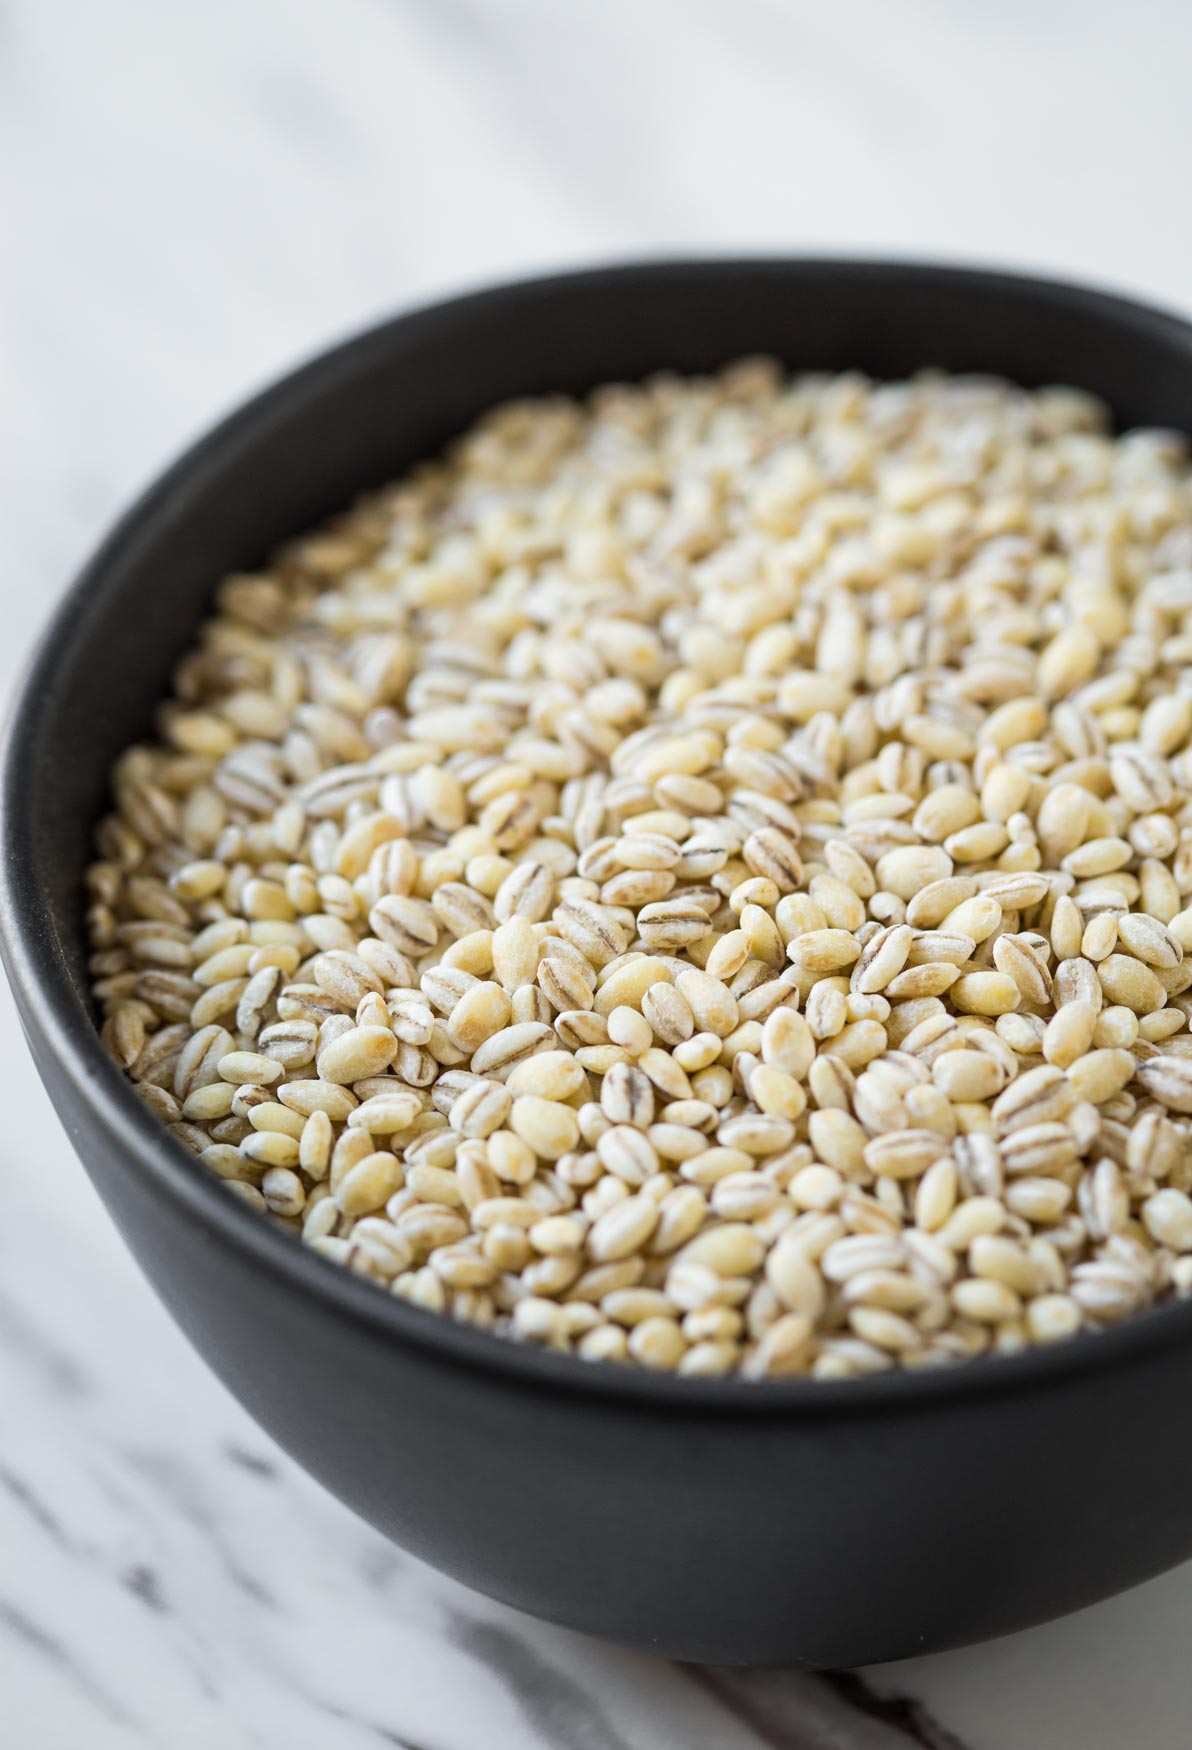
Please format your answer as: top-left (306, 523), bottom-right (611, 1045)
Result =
top-left (6, 1), bottom-right (1192, 1743)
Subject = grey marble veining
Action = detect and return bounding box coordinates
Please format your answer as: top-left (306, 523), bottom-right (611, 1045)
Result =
top-left (6, 1), bottom-right (1192, 1744)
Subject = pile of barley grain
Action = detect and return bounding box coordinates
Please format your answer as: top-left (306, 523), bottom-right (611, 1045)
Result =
top-left (88, 362), bottom-right (1192, 1377)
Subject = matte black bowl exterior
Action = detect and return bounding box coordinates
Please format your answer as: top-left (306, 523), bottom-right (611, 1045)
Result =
top-left (9, 261), bottom-right (1192, 1669)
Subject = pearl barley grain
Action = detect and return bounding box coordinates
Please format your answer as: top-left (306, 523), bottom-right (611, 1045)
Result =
top-left (90, 363), bottom-right (1192, 1377)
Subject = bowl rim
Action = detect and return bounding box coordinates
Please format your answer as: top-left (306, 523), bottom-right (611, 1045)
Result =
top-left (9, 252), bottom-right (1192, 1417)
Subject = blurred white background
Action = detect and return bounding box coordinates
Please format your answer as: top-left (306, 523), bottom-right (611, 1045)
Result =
top-left (5, 3), bottom-right (1192, 1745)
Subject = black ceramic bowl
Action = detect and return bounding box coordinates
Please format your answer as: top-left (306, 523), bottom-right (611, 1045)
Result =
top-left (8, 260), bottom-right (1192, 1669)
